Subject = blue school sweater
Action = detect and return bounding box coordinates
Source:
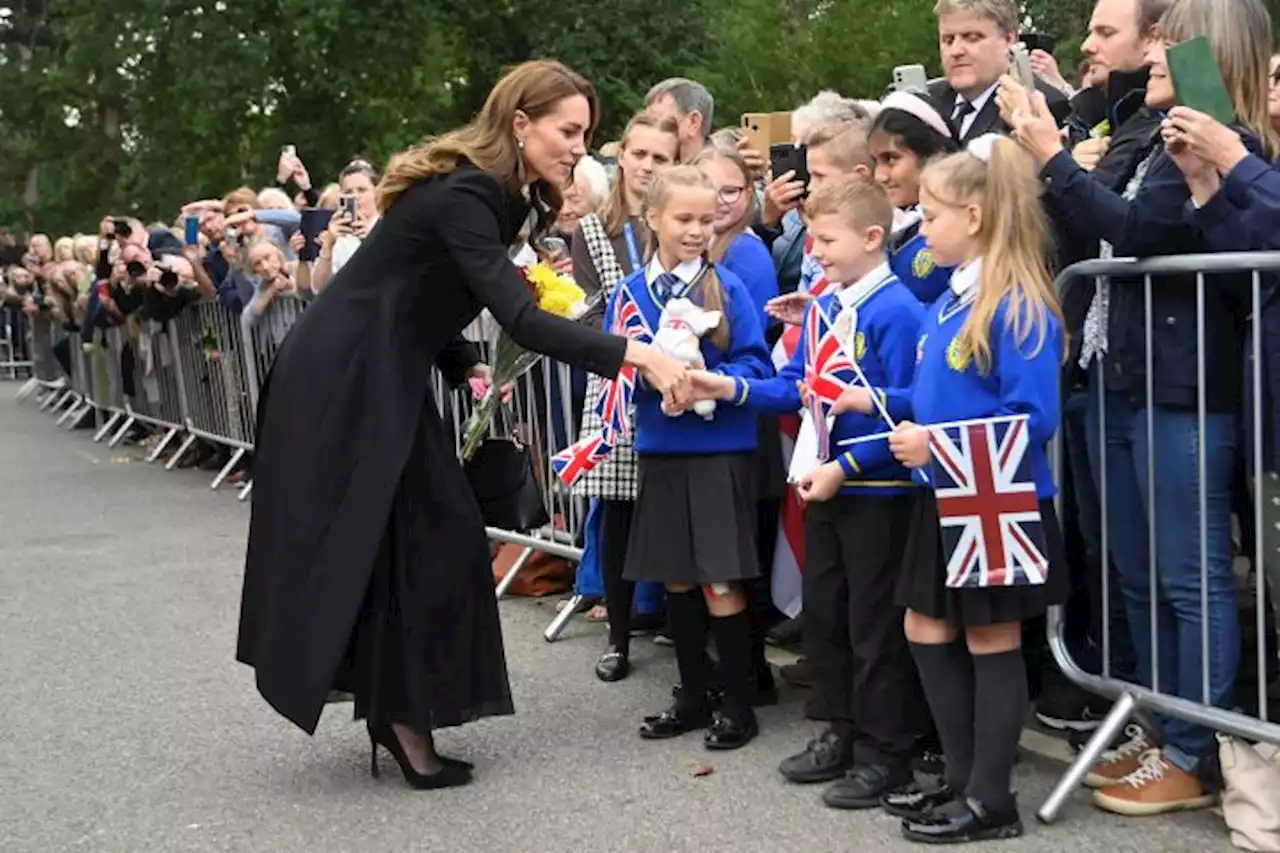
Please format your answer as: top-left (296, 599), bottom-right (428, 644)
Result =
top-left (731, 264), bottom-right (923, 495)
top-left (906, 260), bottom-right (1062, 499)
top-left (889, 220), bottom-right (952, 305)
top-left (607, 258), bottom-right (772, 456)
top-left (721, 231), bottom-right (779, 331)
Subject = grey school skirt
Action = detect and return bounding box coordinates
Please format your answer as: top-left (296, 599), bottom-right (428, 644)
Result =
top-left (623, 452), bottom-right (760, 586)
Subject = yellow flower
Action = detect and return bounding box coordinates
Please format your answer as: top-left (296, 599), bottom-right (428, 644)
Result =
top-left (525, 262), bottom-right (588, 319)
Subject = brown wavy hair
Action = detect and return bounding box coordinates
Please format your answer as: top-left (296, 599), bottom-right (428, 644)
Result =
top-left (376, 60), bottom-right (599, 238)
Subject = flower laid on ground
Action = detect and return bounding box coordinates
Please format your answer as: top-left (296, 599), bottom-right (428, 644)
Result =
top-left (459, 261), bottom-right (594, 461)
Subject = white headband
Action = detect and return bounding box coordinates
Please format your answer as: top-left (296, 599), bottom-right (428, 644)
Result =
top-left (966, 133), bottom-right (1000, 164)
top-left (879, 91), bottom-right (954, 141)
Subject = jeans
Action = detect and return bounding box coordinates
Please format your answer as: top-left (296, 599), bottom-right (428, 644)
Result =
top-left (1062, 390), bottom-right (1137, 683)
top-left (1086, 384), bottom-right (1240, 771)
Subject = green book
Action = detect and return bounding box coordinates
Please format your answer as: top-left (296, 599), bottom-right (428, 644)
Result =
top-left (1167, 35), bottom-right (1236, 125)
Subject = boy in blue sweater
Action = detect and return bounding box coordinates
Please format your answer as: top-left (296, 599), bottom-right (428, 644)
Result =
top-left (691, 175), bottom-right (930, 807)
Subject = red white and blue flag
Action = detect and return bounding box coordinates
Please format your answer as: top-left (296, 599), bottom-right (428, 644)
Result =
top-left (552, 279), bottom-right (652, 487)
top-left (803, 301), bottom-right (857, 461)
top-left (927, 414), bottom-right (1049, 588)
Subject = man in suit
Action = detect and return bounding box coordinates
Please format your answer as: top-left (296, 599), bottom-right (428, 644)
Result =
top-left (927, 0), bottom-right (1070, 142)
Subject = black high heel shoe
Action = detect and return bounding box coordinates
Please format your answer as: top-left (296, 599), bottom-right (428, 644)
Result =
top-left (367, 722), bottom-right (473, 789)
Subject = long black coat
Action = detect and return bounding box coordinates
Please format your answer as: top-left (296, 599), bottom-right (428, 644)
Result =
top-left (237, 166), bottom-right (626, 734)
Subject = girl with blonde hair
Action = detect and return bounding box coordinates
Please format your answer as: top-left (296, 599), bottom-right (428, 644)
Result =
top-left (886, 135), bottom-right (1068, 843)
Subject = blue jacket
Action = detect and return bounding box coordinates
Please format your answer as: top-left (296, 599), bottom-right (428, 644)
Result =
top-left (1189, 151), bottom-right (1280, 469)
top-left (1042, 135), bottom-right (1257, 412)
top-left (734, 266), bottom-right (923, 495)
top-left (889, 222), bottom-right (952, 305)
top-left (606, 261), bottom-right (772, 456)
top-left (905, 271), bottom-right (1063, 500)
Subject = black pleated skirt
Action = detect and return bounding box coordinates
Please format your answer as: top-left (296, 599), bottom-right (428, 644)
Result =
top-left (895, 492), bottom-right (1071, 627)
top-left (624, 452), bottom-right (760, 585)
top-left (333, 401), bottom-right (515, 731)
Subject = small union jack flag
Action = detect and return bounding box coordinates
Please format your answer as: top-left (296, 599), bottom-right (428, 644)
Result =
top-left (928, 415), bottom-right (1049, 588)
top-left (803, 300), bottom-right (857, 460)
top-left (552, 434), bottom-right (614, 486)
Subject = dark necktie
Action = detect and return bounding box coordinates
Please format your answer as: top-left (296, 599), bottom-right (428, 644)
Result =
top-left (654, 271), bottom-right (684, 302)
top-left (952, 100), bottom-right (975, 124)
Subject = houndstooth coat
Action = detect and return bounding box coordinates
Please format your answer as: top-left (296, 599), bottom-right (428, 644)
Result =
top-left (572, 213), bottom-right (642, 501)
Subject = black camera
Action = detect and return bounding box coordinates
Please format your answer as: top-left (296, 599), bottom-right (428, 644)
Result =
top-left (159, 270), bottom-right (178, 289)
top-left (114, 219), bottom-right (132, 238)
top-left (125, 260), bottom-right (146, 279)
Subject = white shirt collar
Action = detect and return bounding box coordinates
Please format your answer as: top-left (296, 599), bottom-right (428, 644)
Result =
top-left (892, 206), bottom-right (922, 237)
top-left (836, 262), bottom-right (893, 308)
top-left (644, 256), bottom-right (704, 286)
top-left (955, 82), bottom-right (1000, 116)
top-left (949, 257), bottom-right (983, 298)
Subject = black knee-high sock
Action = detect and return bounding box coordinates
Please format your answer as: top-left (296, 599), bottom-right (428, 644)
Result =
top-left (969, 650), bottom-right (1027, 812)
top-left (910, 640), bottom-right (975, 793)
top-left (601, 501), bottom-right (635, 655)
top-left (711, 610), bottom-right (754, 717)
top-left (667, 589), bottom-right (711, 711)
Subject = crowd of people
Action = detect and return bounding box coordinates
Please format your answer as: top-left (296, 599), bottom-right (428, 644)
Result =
top-left (5, 0), bottom-right (1280, 844)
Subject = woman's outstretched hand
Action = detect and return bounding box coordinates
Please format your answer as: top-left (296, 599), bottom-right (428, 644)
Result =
top-left (626, 340), bottom-right (690, 401)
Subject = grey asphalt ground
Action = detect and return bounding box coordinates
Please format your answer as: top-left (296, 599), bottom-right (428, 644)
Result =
top-left (0, 390), bottom-right (1236, 853)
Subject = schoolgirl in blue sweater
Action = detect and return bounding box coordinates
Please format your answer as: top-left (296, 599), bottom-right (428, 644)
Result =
top-left (693, 175), bottom-right (932, 806)
top-left (884, 136), bottom-right (1069, 844)
top-left (869, 92), bottom-right (960, 306)
top-left (608, 165), bottom-right (772, 750)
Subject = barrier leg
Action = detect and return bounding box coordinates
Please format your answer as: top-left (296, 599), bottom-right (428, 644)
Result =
top-left (93, 411), bottom-right (122, 443)
top-left (64, 402), bottom-right (93, 429)
top-left (237, 481), bottom-right (253, 502)
top-left (55, 395), bottom-right (83, 425)
top-left (164, 434), bottom-right (199, 471)
top-left (46, 389), bottom-right (72, 415)
top-left (543, 594), bottom-right (584, 643)
top-left (15, 377), bottom-right (38, 400)
top-left (210, 447), bottom-right (245, 490)
top-left (494, 546), bottom-right (536, 600)
top-left (38, 388), bottom-right (63, 411)
top-left (107, 414), bottom-right (136, 447)
top-left (144, 427), bottom-right (180, 463)
top-left (1036, 691), bottom-right (1137, 824)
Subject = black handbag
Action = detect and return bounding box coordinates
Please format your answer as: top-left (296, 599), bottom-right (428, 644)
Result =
top-left (463, 437), bottom-right (550, 532)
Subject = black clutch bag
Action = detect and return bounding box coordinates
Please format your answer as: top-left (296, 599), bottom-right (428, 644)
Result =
top-left (463, 437), bottom-right (550, 532)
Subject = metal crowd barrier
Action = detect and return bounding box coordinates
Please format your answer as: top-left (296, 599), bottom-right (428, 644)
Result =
top-left (1, 307), bottom-right (34, 379)
top-left (1039, 252), bottom-right (1280, 823)
top-left (167, 301), bottom-right (255, 493)
top-left (432, 338), bottom-right (588, 609)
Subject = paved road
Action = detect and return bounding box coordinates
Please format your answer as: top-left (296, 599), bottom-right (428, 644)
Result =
top-left (0, 390), bottom-right (1234, 852)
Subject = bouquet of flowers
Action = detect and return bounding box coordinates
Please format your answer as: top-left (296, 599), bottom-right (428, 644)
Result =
top-left (459, 261), bottom-right (595, 461)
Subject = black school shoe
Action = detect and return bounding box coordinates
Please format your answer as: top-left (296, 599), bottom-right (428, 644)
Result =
top-left (704, 709), bottom-right (759, 750)
top-left (779, 728), bottom-right (854, 783)
top-left (901, 796), bottom-right (1023, 844)
top-left (639, 703), bottom-right (711, 740)
top-left (881, 782), bottom-right (958, 821)
top-left (823, 763), bottom-right (913, 810)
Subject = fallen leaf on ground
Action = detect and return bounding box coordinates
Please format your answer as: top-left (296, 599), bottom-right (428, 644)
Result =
top-left (691, 763), bottom-right (714, 777)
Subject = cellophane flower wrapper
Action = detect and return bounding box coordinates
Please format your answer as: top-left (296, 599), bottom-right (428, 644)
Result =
top-left (459, 263), bottom-right (598, 462)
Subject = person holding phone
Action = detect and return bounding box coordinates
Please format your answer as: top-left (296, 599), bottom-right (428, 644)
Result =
top-left (311, 159), bottom-right (381, 293)
top-left (1007, 0), bottom-right (1273, 815)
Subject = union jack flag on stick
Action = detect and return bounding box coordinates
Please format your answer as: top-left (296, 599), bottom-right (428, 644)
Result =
top-left (551, 279), bottom-right (653, 486)
top-left (927, 414), bottom-right (1049, 589)
top-left (802, 301), bottom-right (857, 460)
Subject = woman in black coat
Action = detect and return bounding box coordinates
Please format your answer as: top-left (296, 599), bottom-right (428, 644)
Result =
top-left (236, 60), bottom-right (690, 790)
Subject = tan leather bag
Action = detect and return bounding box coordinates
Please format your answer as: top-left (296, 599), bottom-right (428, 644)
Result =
top-left (490, 543), bottom-right (573, 598)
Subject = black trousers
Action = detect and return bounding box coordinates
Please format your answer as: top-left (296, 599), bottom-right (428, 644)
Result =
top-left (803, 492), bottom-right (929, 766)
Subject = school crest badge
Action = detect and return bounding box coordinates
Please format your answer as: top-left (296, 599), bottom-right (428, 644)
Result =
top-left (947, 336), bottom-right (971, 372)
top-left (854, 331), bottom-right (867, 361)
top-left (912, 248), bottom-right (936, 279)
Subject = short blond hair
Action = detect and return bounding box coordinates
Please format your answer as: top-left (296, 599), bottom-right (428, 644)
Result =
top-left (808, 120), bottom-right (873, 172)
top-left (805, 175), bottom-right (894, 238)
top-left (933, 0), bottom-right (1019, 34)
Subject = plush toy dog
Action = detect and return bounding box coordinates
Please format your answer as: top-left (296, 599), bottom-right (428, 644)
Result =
top-left (652, 297), bottom-right (723, 419)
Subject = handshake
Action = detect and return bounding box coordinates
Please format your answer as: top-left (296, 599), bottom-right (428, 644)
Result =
top-left (659, 369), bottom-right (736, 417)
